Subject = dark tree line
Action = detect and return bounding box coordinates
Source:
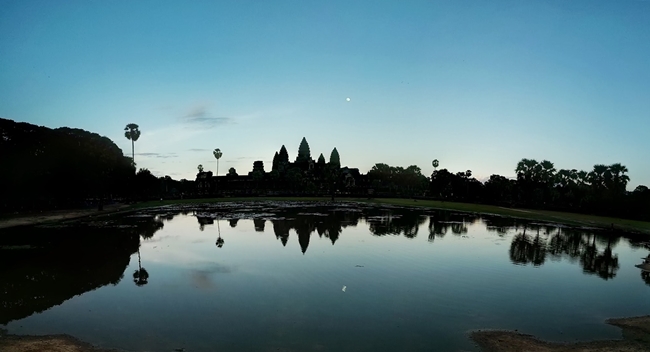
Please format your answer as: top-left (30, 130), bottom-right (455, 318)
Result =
top-left (430, 159), bottom-right (650, 221)
top-left (0, 118), bottom-right (195, 212)
top-left (0, 118), bottom-right (135, 211)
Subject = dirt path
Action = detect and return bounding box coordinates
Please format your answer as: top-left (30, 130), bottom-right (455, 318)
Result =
top-left (471, 316), bottom-right (650, 352)
top-left (0, 205), bottom-right (130, 229)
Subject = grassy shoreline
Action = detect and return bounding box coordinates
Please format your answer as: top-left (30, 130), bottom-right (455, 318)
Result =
top-left (129, 196), bottom-right (650, 234)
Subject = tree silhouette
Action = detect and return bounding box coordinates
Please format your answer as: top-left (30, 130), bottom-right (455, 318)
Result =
top-left (197, 164), bottom-right (204, 173)
top-left (124, 123), bottom-right (141, 169)
top-left (213, 148), bottom-right (222, 193)
top-left (432, 159), bottom-right (439, 171)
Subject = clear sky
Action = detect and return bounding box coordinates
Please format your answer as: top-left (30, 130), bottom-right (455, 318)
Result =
top-left (1, 0), bottom-right (649, 188)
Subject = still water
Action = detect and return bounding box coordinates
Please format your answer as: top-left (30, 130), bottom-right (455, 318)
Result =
top-left (1, 201), bottom-right (649, 351)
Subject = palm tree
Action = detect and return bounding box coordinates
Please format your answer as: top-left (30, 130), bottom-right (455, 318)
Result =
top-left (124, 123), bottom-right (141, 167)
top-left (590, 164), bottom-right (609, 190)
top-left (609, 163), bottom-right (629, 193)
top-left (213, 148), bottom-right (222, 193)
top-left (515, 158), bottom-right (539, 182)
top-left (432, 159), bottom-right (439, 171)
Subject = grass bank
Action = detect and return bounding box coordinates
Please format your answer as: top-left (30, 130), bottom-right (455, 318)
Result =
top-left (130, 197), bottom-right (650, 235)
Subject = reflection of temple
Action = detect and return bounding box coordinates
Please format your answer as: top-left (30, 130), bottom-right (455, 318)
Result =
top-left (196, 215), bottom-right (214, 231)
top-left (270, 210), bottom-right (363, 253)
top-left (186, 204), bottom-right (628, 282)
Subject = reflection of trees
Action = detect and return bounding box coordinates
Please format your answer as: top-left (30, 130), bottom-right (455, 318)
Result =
top-left (368, 212), bottom-right (426, 238)
top-left (140, 216), bottom-right (164, 239)
top-left (642, 271), bottom-right (650, 286)
top-left (509, 227), bottom-right (621, 280)
top-left (427, 217), bottom-right (448, 242)
top-left (450, 222), bottom-right (468, 235)
top-left (0, 224), bottom-right (141, 324)
top-left (583, 236), bottom-right (619, 280)
top-left (509, 231), bottom-right (546, 266)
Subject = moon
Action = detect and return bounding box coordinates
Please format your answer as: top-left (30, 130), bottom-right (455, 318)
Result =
top-left (346, 97), bottom-right (351, 102)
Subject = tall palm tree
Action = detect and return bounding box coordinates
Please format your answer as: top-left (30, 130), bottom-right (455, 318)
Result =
top-left (213, 148), bottom-right (223, 175)
top-left (124, 123), bottom-right (141, 167)
top-left (213, 148), bottom-right (222, 193)
top-left (609, 163), bottom-right (630, 193)
top-left (539, 160), bottom-right (556, 184)
top-left (590, 164), bottom-right (609, 190)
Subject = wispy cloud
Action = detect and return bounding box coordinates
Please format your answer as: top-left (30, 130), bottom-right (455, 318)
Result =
top-left (188, 148), bottom-right (210, 152)
top-left (182, 105), bottom-right (232, 128)
top-left (135, 152), bottom-right (178, 159)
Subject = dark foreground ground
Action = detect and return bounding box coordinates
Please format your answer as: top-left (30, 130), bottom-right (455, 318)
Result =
top-left (1, 316), bottom-right (649, 352)
top-left (471, 316), bottom-right (650, 352)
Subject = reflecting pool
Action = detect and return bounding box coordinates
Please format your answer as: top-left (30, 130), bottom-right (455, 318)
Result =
top-left (1, 201), bottom-right (649, 351)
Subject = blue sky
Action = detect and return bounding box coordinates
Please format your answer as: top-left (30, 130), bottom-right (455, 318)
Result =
top-left (1, 0), bottom-right (649, 188)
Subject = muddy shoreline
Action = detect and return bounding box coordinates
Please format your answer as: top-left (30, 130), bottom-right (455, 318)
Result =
top-left (2, 316), bottom-right (649, 351)
top-left (0, 332), bottom-right (118, 352)
top-left (471, 316), bottom-right (650, 352)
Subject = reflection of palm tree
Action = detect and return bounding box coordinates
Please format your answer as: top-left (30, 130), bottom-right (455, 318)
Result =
top-left (215, 219), bottom-right (224, 248)
top-left (427, 217), bottom-right (448, 242)
top-left (593, 241), bottom-right (619, 280)
top-left (509, 232), bottom-right (546, 266)
top-left (133, 248), bottom-right (149, 286)
top-left (450, 222), bottom-right (467, 235)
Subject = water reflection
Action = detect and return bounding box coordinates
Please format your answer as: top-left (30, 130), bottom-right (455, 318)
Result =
top-left (507, 226), bottom-right (621, 279)
top-left (0, 214), bottom-right (166, 324)
top-left (1, 202), bottom-right (647, 329)
top-left (510, 231), bottom-right (546, 266)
